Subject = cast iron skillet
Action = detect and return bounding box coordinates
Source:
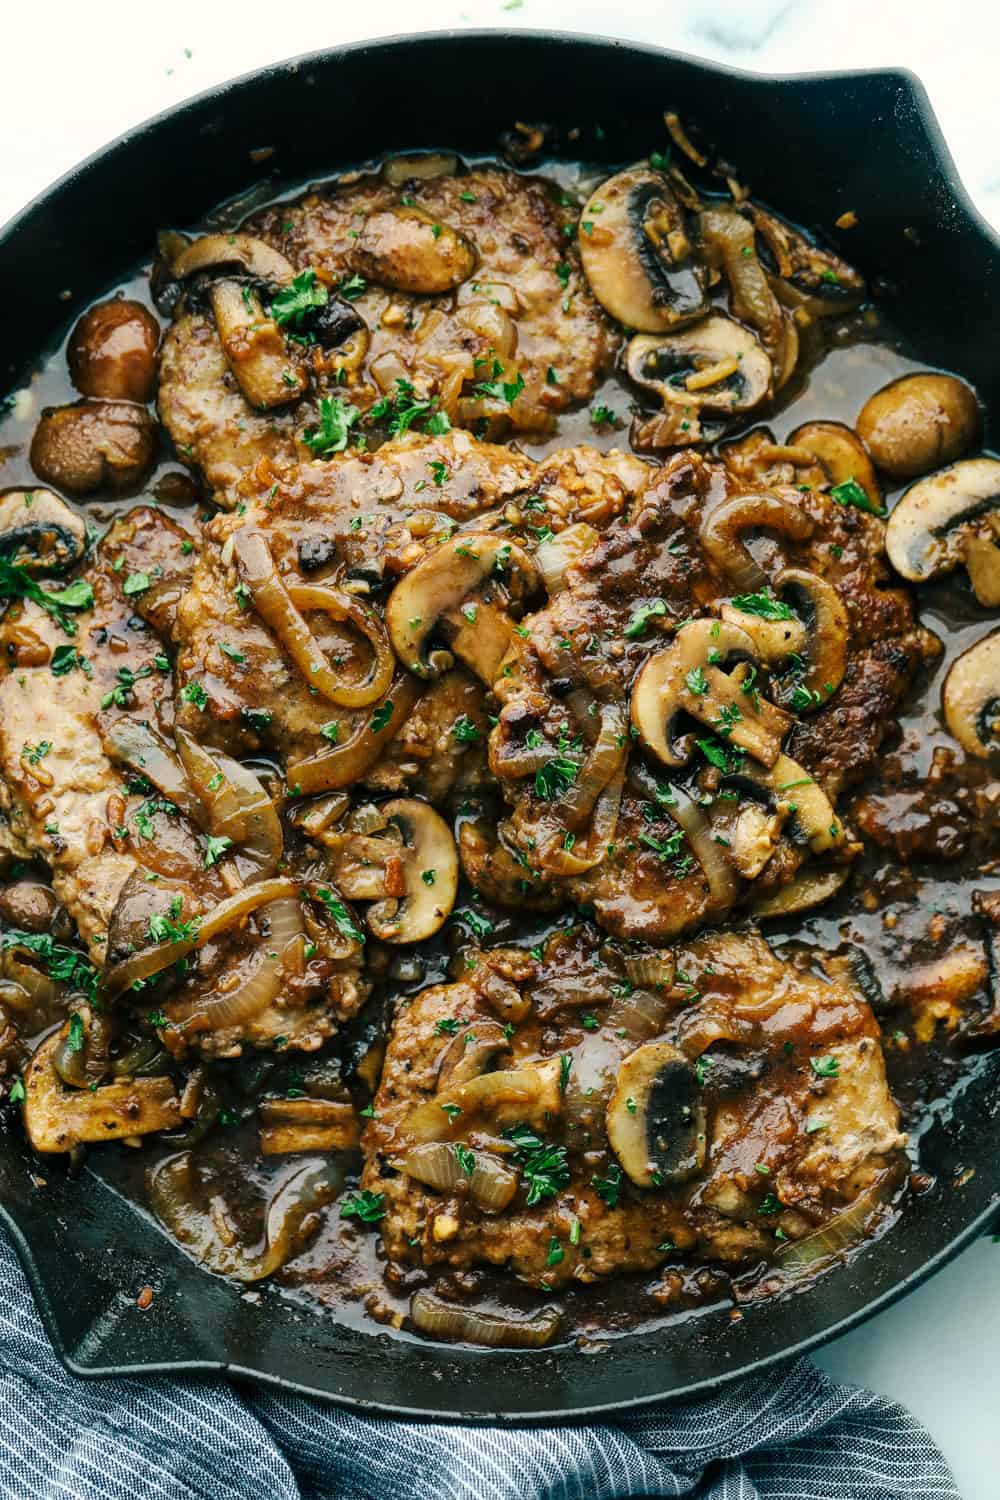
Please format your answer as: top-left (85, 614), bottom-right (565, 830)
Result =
top-left (1, 30), bottom-right (999, 1423)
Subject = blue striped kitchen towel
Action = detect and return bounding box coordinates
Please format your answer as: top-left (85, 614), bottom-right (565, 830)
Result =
top-left (0, 1232), bottom-right (956, 1500)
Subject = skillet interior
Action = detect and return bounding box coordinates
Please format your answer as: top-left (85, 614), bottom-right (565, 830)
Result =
top-left (1, 29), bottom-right (998, 1420)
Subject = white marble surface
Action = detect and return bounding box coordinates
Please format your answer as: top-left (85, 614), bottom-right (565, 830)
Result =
top-left (4, 1), bottom-right (1000, 1492)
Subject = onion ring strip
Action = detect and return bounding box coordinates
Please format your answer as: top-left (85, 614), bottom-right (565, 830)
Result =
top-left (287, 674), bottom-right (422, 794)
top-left (101, 877), bottom-right (298, 1001)
top-left (235, 530), bottom-right (394, 708)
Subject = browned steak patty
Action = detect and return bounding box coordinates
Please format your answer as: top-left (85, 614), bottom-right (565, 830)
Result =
top-left (361, 928), bottom-right (903, 1287)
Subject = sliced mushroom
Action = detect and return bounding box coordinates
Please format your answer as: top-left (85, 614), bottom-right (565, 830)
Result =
top-left (210, 281), bottom-right (308, 409)
top-left (630, 618), bottom-right (791, 769)
top-left (857, 374), bottom-right (980, 480)
top-left (787, 420), bottom-right (883, 514)
top-left (719, 600), bottom-right (808, 661)
top-left (942, 631), bottom-right (1000, 758)
top-left (735, 751), bottom-right (847, 855)
top-left (386, 533), bottom-right (538, 680)
top-left (578, 166), bottom-right (708, 332)
top-left (698, 209), bottom-right (787, 368)
top-left (334, 798), bottom-right (458, 944)
top-left (30, 400), bottom-right (156, 495)
top-left (700, 489), bottom-right (814, 592)
top-left (169, 234), bottom-right (306, 410)
top-left (355, 207), bottom-right (476, 294)
top-left (753, 865), bottom-right (848, 918)
top-left (751, 204), bottom-right (865, 317)
top-left (626, 314), bottom-right (772, 443)
top-left (606, 1041), bottom-right (706, 1188)
top-left (886, 458), bottom-right (1000, 605)
top-left (436, 1019), bottom-right (512, 1090)
top-left (382, 152), bottom-right (459, 185)
top-left (770, 568), bottom-right (849, 708)
top-left (24, 1028), bottom-right (181, 1153)
top-left (0, 489), bottom-right (88, 574)
top-left (170, 232), bottom-right (295, 285)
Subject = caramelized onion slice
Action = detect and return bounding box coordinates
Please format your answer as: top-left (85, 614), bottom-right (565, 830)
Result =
top-left (102, 877), bottom-right (298, 1001)
top-left (669, 783), bottom-right (740, 911)
top-left (775, 1177), bottom-right (889, 1273)
top-left (166, 895), bottom-right (304, 1030)
top-left (534, 523), bottom-right (599, 596)
top-left (149, 1151), bottom-right (341, 1282)
top-left (235, 530), bottom-right (394, 707)
top-left (410, 1291), bottom-right (561, 1348)
top-left (176, 728), bottom-right (283, 877)
top-left (404, 1065), bottom-right (560, 1144)
top-left (403, 1142), bottom-right (519, 1211)
top-left (287, 674), bottom-right (422, 795)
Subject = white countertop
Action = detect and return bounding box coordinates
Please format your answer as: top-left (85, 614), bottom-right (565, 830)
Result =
top-left (5, 1), bottom-right (1000, 1491)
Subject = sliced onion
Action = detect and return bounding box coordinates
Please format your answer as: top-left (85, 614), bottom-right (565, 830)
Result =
top-left (436, 1019), bottom-right (511, 1090)
top-left (104, 720), bottom-right (205, 823)
top-left (606, 985), bottom-right (674, 1041)
top-left (149, 1151), bottom-right (341, 1282)
top-left (535, 523), bottom-right (599, 595)
top-left (166, 895), bottom-right (303, 1030)
top-left (538, 763), bottom-right (624, 876)
top-left (623, 951), bottom-right (677, 990)
top-left (101, 877), bottom-right (298, 1001)
top-left (287, 675), bottom-right (422, 794)
top-left (235, 530), bottom-right (394, 708)
top-left (410, 1292), bottom-right (561, 1348)
top-left (2, 949), bottom-right (58, 1008)
top-left (52, 1004), bottom-right (112, 1088)
top-left (108, 1036), bottom-right (167, 1077)
top-left (559, 704), bottom-right (628, 830)
top-left (176, 729), bottom-right (282, 878)
top-left (403, 1142), bottom-right (519, 1211)
top-left (404, 1068), bottom-right (547, 1144)
top-left (775, 1178), bottom-right (888, 1273)
top-left (668, 784), bottom-right (740, 911)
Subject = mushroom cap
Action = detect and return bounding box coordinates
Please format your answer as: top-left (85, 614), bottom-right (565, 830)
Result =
top-left (606, 1040), bottom-right (706, 1188)
top-left (578, 165), bottom-right (708, 333)
top-left (886, 457), bottom-right (1000, 594)
top-left (699, 489), bottom-right (814, 593)
top-left (365, 798), bottom-right (459, 943)
top-left (772, 567), bottom-right (849, 707)
top-left (0, 488), bottom-right (88, 574)
top-left (626, 314), bottom-right (772, 416)
top-left (857, 373), bottom-right (981, 480)
top-left (942, 631), bottom-right (1000, 759)
top-left (23, 1028), bottom-right (181, 1154)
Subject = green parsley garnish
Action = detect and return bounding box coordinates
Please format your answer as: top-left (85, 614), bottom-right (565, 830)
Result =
top-left (830, 477), bottom-right (885, 516)
top-left (314, 887), bottom-right (365, 945)
top-left (271, 269), bottom-right (329, 328)
top-left (301, 396), bottom-right (361, 456)
top-left (624, 598), bottom-right (667, 640)
top-left (0, 560), bottom-right (94, 635)
top-left (592, 1163), bottom-right (623, 1208)
top-left (452, 714), bottom-right (481, 744)
top-left (810, 1055), bottom-right (840, 1079)
top-left (502, 1124), bottom-right (571, 1206)
top-left (339, 1190), bottom-right (386, 1223)
top-left (203, 834), bottom-right (233, 868)
top-left (730, 591), bottom-right (793, 622)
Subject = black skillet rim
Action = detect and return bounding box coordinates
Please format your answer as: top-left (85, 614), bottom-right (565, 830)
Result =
top-left (1, 29), bottom-right (999, 1422)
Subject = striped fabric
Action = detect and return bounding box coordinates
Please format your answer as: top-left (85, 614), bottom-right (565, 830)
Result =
top-left (0, 1234), bottom-right (957, 1500)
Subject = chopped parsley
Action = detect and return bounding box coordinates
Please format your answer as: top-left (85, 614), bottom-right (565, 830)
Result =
top-left (320, 720), bottom-right (340, 743)
top-left (180, 679), bottom-right (208, 711)
top-left (545, 1237), bottom-right (565, 1267)
top-left (8, 1079), bottom-right (25, 1104)
top-left (50, 644), bottom-right (90, 677)
top-left (270, 269), bottom-right (329, 328)
top-left (370, 700), bottom-right (394, 734)
top-left (624, 598), bottom-right (667, 640)
top-left (685, 666), bottom-right (709, 697)
top-left (0, 929), bottom-right (98, 998)
top-left (67, 1012), bottom-right (85, 1053)
top-left (314, 887), bottom-right (365, 945)
top-left (810, 1055), bottom-right (840, 1079)
top-left (590, 404), bottom-right (618, 428)
top-left (454, 1143), bottom-right (476, 1178)
top-left (502, 1124), bottom-right (571, 1206)
top-left (369, 378), bottom-right (451, 437)
top-left (339, 1190), bottom-right (386, 1223)
top-left (830, 478), bottom-right (885, 517)
top-left (730, 591), bottom-right (793, 622)
top-left (147, 896), bottom-right (201, 945)
top-left (301, 396), bottom-right (361, 456)
top-left (452, 714), bottom-right (481, 744)
top-left (592, 1163), bottom-right (623, 1209)
top-left (535, 755), bottom-right (579, 801)
top-left (0, 560), bottom-right (94, 635)
top-left (122, 571), bottom-right (151, 597)
top-left (203, 834), bottom-right (233, 868)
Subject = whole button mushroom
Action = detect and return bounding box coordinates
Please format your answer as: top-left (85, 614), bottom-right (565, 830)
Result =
top-left (856, 372), bottom-right (980, 479)
top-left (30, 399), bottom-right (156, 495)
top-left (68, 298), bottom-right (160, 403)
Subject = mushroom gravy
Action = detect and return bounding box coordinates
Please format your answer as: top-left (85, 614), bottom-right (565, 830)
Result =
top-left (0, 132), bottom-right (997, 1353)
